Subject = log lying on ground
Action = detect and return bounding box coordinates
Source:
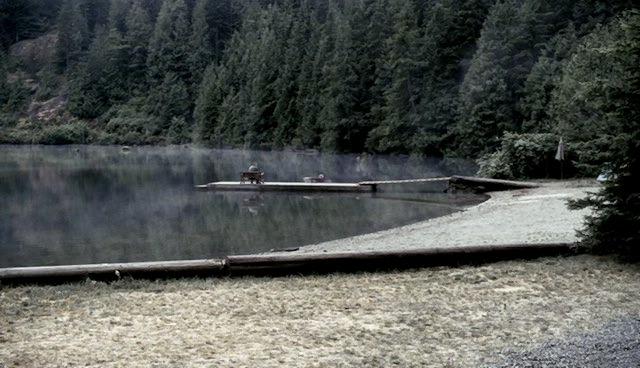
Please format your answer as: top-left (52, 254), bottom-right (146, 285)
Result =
top-left (0, 259), bottom-right (226, 284)
top-left (449, 176), bottom-right (539, 193)
top-left (0, 243), bottom-right (576, 284)
top-left (226, 243), bottom-right (576, 275)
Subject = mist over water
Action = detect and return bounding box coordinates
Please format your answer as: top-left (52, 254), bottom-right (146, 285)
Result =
top-left (0, 145), bottom-right (484, 267)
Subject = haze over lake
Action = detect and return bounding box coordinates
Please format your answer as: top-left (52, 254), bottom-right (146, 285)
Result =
top-left (0, 145), bottom-right (483, 268)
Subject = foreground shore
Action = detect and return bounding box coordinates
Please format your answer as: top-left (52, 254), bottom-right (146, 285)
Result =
top-left (1, 255), bottom-right (639, 367)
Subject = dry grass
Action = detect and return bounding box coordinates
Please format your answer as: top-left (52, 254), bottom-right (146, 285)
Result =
top-left (1, 255), bottom-right (639, 368)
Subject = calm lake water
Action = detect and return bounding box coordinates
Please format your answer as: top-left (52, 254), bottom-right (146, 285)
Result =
top-left (0, 145), bottom-right (484, 267)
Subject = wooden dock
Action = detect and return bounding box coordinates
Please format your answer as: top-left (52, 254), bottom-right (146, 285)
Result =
top-left (195, 176), bottom-right (538, 193)
top-left (195, 181), bottom-right (373, 192)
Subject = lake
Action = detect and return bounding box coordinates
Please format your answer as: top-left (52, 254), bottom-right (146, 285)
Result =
top-left (0, 145), bottom-right (484, 267)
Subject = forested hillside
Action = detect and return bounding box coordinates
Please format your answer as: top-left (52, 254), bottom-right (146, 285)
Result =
top-left (0, 0), bottom-right (637, 161)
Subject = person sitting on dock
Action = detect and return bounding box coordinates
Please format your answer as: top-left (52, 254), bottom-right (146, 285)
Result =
top-left (241, 162), bottom-right (264, 184)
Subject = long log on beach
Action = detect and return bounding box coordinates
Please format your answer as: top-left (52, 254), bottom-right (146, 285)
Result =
top-left (0, 259), bottom-right (226, 284)
top-left (1, 243), bottom-right (576, 284)
top-left (226, 243), bottom-right (576, 275)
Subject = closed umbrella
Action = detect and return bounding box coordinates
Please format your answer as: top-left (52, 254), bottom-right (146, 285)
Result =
top-left (555, 137), bottom-right (566, 179)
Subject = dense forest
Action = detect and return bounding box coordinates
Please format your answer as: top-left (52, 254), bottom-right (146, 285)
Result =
top-left (0, 1), bottom-right (637, 159)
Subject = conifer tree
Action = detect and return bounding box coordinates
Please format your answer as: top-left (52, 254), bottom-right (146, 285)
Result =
top-left (148, 71), bottom-right (191, 137)
top-left (0, 50), bottom-right (8, 107)
top-left (189, 0), bottom-right (214, 87)
top-left (194, 64), bottom-right (224, 145)
top-left (317, 7), bottom-right (359, 151)
top-left (568, 10), bottom-right (640, 258)
top-left (346, 0), bottom-right (390, 151)
top-left (294, 4), bottom-right (332, 148)
top-left (520, 24), bottom-right (577, 133)
top-left (82, 0), bottom-right (110, 33)
top-left (147, 0), bottom-right (191, 86)
top-left (55, 0), bottom-right (89, 71)
top-left (68, 23), bottom-right (128, 119)
top-left (107, 0), bottom-right (130, 34)
top-left (125, 0), bottom-right (153, 93)
top-left (146, 0), bottom-right (192, 134)
top-left (368, 0), bottom-right (422, 153)
top-left (414, 0), bottom-right (491, 156)
top-left (271, 2), bottom-right (308, 147)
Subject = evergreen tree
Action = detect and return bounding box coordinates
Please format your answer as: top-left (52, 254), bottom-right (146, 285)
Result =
top-left (414, 0), bottom-right (492, 156)
top-left (367, 0), bottom-right (422, 153)
top-left (148, 71), bottom-right (191, 137)
top-left (189, 0), bottom-right (240, 87)
top-left (82, 0), bottom-right (110, 33)
top-left (455, 0), bottom-right (584, 156)
top-left (189, 0), bottom-right (214, 87)
top-left (0, 50), bottom-right (8, 107)
top-left (124, 0), bottom-right (153, 93)
top-left (195, 64), bottom-right (224, 145)
top-left (55, 0), bottom-right (89, 71)
top-left (271, 2), bottom-right (307, 147)
top-left (0, 0), bottom-right (61, 50)
top-left (146, 0), bottom-right (192, 134)
top-left (456, 0), bottom-right (534, 156)
top-left (107, 0), bottom-right (130, 34)
top-left (317, 6), bottom-right (360, 151)
top-left (568, 10), bottom-right (640, 258)
top-left (147, 0), bottom-right (191, 85)
top-left (68, 24), bottom-right (128, 119)
top-left (520, 24), bottom-right (577, 133)
top-left (346, 0), bottom-right (390, 152)
top-left (293, 3), bottom-right (332, 148)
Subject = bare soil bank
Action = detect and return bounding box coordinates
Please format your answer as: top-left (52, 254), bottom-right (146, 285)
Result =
top-left (1, 255), bottom-right (639, 368)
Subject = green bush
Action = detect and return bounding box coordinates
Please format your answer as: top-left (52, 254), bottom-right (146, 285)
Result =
top-left (39, 123), bottom-right (94, 144)
top-left (33, 67), bottom-right (61, 102)
top-left (0, 119), bottom-right (43, 143)
top-left (100, 101), bottom-right (161, 145)
top-left (477, 133), bottom-right (574, 179)
top-left (0, 113), bottom-right (17, 128)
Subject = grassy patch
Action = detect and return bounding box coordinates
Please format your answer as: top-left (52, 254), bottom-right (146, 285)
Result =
top-left (1, 255), bottom-right (639, 367)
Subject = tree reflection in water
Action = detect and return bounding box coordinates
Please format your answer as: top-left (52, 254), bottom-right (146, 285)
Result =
top-left (0, 145), bottom-right (483, 267)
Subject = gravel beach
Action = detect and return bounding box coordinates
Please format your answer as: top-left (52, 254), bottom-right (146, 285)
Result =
top-left (294, 180), bottom-right (597, 254)
top-left (489, 317), bottom-right (640, 368)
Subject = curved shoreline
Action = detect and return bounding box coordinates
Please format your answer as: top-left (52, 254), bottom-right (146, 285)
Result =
top-left (291, 180), bottom-right (597, 254)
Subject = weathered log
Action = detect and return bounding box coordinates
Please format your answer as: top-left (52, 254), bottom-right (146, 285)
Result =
top-left (1, 243), bottom-right (577, 284)
top-left (0, 259), bottom-right (226, 284)
top-left (226, 243), bottom-right (576, 275)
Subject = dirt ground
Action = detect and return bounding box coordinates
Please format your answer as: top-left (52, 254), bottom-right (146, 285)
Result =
top-left (1, 254), bottom-right (639, 368)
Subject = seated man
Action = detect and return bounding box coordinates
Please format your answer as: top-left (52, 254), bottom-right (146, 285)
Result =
top-left (241, 162), bottom-right (264, 184)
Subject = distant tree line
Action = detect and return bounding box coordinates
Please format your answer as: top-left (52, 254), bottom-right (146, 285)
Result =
top-left (0, 0), bottom-right (637, 158)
